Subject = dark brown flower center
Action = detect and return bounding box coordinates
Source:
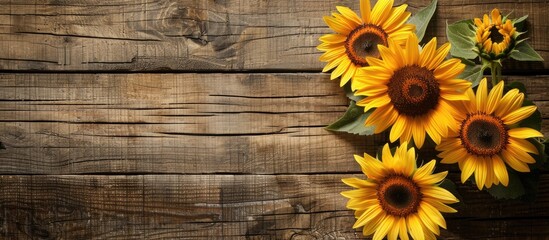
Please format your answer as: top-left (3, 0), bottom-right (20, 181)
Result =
top-left (345, 24), bottom-right (388, 67)
top-left (460, 112), bottom-right (509, 156)
top-left (377, 175), bottom-right (421, 217)
top-left (489, 26), bottom-right (504, 43)
top-left (387, 65), bottom-right (440, 116)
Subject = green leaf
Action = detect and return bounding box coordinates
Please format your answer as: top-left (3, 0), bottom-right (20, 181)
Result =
top-left (510, 42), bottom-right (544, 61)
top-left (506, 81), bottom-right (527, 94)
top-left (343, 81), bottom-right (364, 102)
top-left (407, 0), bottom-right (437, 42)
top-left (486, 170), bottom-right (525, 199)
top-left (446, 20), bottom-right (478, 60)
top-left (458, 64), bottom-right (484, 86)
top-left (513, 15), bottom-right (529, 31)
top-left (326, 101), bottom-right (375, 136)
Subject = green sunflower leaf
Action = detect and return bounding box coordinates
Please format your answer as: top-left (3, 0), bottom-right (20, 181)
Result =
top-left (459, 64), bottom-right (484, 86)
top-left (343, 81), bottom-right (364, 102)
top-left (446, 20), bottom-right (478, 60)
top-left (326, 100), bottom-right (375, 135)
top-left (408, 0), bottom-right (437, 42)
top-left (486, 170), bottom-right (526, 200)
top-left (510, 42), bottom-right (544, 62)
top-left (513, 14), bottom-right (529, 31)
top-left (506, 81), bottom-right (527, 95)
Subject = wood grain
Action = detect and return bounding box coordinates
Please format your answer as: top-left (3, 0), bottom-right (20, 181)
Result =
top-left (1, 174), bottom-right (548, 239)
top-left (0, 73), bottom-right (546, 175)
top-left (0, 0), bottom-right (546, 72)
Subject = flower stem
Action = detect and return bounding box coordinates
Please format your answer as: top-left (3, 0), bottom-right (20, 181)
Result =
top-left (490, 62), bottom-right (502, 86)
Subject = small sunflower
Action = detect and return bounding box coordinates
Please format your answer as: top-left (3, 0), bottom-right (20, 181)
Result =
top-left (318, 0), bottom-right (415, 86)
top-left (437, 78), bottom-right (543, 190)
top-left (351, 34), bottom-right (471, 148)
top-left (342, 142), bottom-right (458, 240)
top-left (474, 8), bottom-right (517, 60)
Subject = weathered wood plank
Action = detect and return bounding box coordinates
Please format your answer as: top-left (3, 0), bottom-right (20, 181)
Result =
top-left (0, 0), bottom-right (547, 71)
top-left (1, 174), bottom-right (548, 239)
top-left (0, 73), bottom-right (547, 174)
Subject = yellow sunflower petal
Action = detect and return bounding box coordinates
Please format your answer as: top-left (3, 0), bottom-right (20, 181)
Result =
top-left (398, 217), bottom-right (409, 240)
top-left (420, 201), bottom-right (447, 229)
top-left (413, 160), bottom-right (436, 182)
top-left (373, 215), bottom-right (394, 240)
top-left (474, 157), bottom-right (487, 190)
top-left (434, 58), bottom-right (465, 80)
top-left (508, 138), bottom-right (539, 154)
top-left (405, 34), bottom-right (420, 65)
top-left (502, 106), bottom-right (537, 125)
top-left (354, 205), bottom-right (384, 228)
top-left (360, 0), bottom-right (371, 23)
top-left (390, 115), bottom-right (408, 142)
top-left (506, 145), bottom-right (536, 164)
top-left (340, 64), bottom-right (356, 86)
top-left (475, 78), bottom-right (488, 112)
top-left (461, 156), bottom-right (476, 183)
top-left (319, 46), bottom-right (346, 62)
top-left (322, 56), bottom-right (343, 72)
top-left (323, 16), bottom-right (352, 35)
top-left (495, 89), bottom-right (522, 116)
top-left (362, 95), bottom-right (391, 112)
top-left (412, 121), bottom-right (426, 149)
top-left (501, 149), bottom-right (531, 172)
top-left (336, 6), bottom-right (363, 25)
top-left (366, 105), bottom-right (399, 134)
top-left (382, 4), bottom-right (409, 32)
top-left (439, 147), bottom-right (468, 164)
top-left (418, 38), bottom-right (437, 68)
top-left (423, 197), bottom-right (458, 213)
top-left (319, 33), bottom-right (347, 44)
top-left (491, 154), bottom-right (509, 186)
top-left (422, 186), bottom-right (459, 203)
top-left (508, 128), bottom-right (544, 139)
top-left (427, 42), bottom-right (451, 70)
top-left (342, 177), bottom-right (376, 189)
top-left (417, 206), bottom-right (440, 235)
top-left (407, 214), bottom-right (425, 240)
top-left (388, 217), bottom-right (400, 240)
top-left (331, 57), bottom-right (351, 80)
top-left (370, 0), bottom-right (393, 25)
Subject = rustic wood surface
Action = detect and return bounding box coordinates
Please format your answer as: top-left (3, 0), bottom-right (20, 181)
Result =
top-left (0, 0), bottom-right (547, 72)
top-left (0, 0), bottom-right (548, 239)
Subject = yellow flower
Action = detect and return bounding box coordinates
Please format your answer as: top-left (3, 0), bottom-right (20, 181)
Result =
top-left (352, 34), bottom-right (471, 148)
top-left (474, 8), bottom-right (516, 59)
top-left (318, 0), bottom-right (415, 86)
top-left (342, 142), bottom-right (458, 240)
top-left (437, 78), bottom-right (544, 190)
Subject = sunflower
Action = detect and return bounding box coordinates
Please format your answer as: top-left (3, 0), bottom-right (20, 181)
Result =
top-left (342, 142), bottom-right (458, 240)
top-left (474, 8), bottom-right (516, 60)
top-left (436, 78), bottom-right (543, 190)
top-left (351, 34), bottom-right (471, 148)
top-left (318, 0), bottom-right (415, 87)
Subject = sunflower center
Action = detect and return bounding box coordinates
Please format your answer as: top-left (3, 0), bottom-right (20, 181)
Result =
top-left (345, 24), bottom-right (389, 67)
top-left (387, 65), bottom-right (440, 116)
top-left (489, 26), bottom-right (504, 43)
top-left (377, 175), bottom-right (421, 217)
top-left (460, 112), bottom-right (509, 156)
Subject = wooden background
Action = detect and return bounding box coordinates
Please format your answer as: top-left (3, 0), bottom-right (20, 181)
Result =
top-left (0, 0), bottom-right (547, 239)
